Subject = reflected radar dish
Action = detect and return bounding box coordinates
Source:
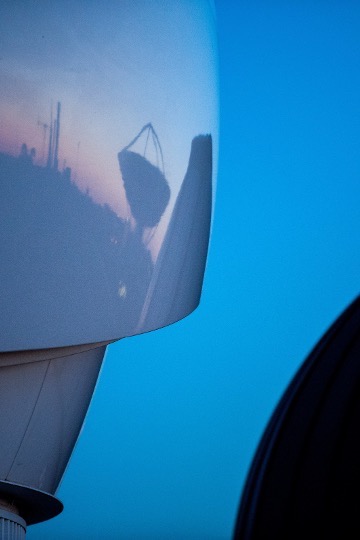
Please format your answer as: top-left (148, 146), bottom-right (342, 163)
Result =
top-left (118, 124), bottom-right (170, 230)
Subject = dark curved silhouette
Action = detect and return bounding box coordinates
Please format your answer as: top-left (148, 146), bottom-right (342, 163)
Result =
top-left (118, 123), bottom-right (170, 231)
top-left (119, 149), bottom-right (170, 229)
top-left (234, 295), bottom-right (360, 540)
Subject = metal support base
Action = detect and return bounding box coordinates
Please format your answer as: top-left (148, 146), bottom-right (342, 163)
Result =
top-left (0, 480), bottom-right (63, 526)
top-left (0, 499), bottom-right (26, 539)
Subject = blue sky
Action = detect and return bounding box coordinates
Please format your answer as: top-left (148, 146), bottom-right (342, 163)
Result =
top-left (28, 1), bottom-right (360, 538)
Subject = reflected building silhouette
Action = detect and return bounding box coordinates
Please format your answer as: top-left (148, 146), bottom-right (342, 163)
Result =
top-left (0, 113), bottom-right (212, 348)
top-left (19, 144), bottom-right (35, 166)
top-left (0, 143), bottom-right (154, 349)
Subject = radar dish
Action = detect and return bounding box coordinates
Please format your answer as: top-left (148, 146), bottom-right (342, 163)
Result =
top-left (118, 124), bottom-right (170, 229)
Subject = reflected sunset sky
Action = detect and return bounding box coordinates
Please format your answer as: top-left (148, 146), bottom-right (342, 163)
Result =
top-left (0, 0), bottom-right (218, 256)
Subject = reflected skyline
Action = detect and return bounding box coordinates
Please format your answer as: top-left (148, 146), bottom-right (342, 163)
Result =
top-left (0, 0), bottom-right (217, 351)
top-left (4, 99), bottom-right (174, 260)
top-left (0, 125), bottom-right (212, 351)
top-left (0, 0), bottom-right (218, 255)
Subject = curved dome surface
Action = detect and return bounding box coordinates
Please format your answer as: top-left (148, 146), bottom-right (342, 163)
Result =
top-left (0, 0), bottom-right (218, 352)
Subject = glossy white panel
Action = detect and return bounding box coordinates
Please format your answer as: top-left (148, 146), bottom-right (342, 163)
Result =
top-left (0, 346), bottom-right (105, 494)
top-left (0, 1), bottom-right (217, 351)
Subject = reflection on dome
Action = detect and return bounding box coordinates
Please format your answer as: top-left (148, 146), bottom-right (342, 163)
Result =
top-left (0, 103), bottom-right (212, 350)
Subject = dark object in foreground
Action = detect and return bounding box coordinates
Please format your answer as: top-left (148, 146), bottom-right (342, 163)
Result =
top-left (234, 296), bottom-right (360, 540)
